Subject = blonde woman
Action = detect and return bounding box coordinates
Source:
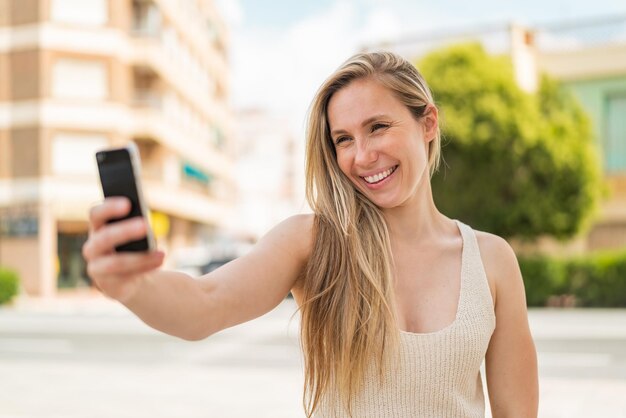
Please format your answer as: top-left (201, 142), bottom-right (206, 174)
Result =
top-left (82, 51), bottom-right (538, 417)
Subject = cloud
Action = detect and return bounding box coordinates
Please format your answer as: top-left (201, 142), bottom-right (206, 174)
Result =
top-left (215, 0), bottom-right (244, 28)
top-left (230, 0), bottom-right (362, 131)
top-left (228, 0), bottom-right (464, 132)
top-left (359, 7), bottom-right (403, 45)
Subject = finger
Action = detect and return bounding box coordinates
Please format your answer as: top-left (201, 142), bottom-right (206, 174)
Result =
top-left (89, 197), bottom-right (131, 232)
top-left (87, 251), bottom-right (165, 278)
top-left (83, 217), bottom-right (149, 260)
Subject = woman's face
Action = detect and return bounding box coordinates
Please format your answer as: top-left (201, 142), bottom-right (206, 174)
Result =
top-left (327, 77), bottom-right (436, 209)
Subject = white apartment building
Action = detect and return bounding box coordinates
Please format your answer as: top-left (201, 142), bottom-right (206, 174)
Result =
top-left (0, 0), bottom-right (234, 296)
top-left (232, 108), bottom-right (303, 241)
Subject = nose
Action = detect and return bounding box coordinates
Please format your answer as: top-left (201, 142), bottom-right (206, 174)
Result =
top-left (354, 138), bottom-right (378, 167)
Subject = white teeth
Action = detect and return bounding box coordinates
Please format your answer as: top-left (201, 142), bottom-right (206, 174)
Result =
top-left (364, 166), bottom-right (395, 184)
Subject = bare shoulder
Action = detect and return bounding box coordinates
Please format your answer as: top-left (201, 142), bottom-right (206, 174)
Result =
top-left (265, 213), bottom-right (315, 263)
top-left (278, 213), bottom-right (315, 232)
top-left (473, 229), bottom-right (522, 309)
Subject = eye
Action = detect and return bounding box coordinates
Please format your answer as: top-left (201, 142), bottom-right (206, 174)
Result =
top-left (371, 122), bottom-right (390, 132)
top-left (334, 136), bottom-right (351, 145)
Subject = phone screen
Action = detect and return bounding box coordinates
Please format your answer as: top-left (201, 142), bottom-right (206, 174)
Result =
top-left (96, 148), bottom-right (151, 252)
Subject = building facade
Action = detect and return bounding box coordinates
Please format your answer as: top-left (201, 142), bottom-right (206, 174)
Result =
top-left (0, 0), bottom-right (234, 296)
top-left (232, 108), bottom-right (302, 241)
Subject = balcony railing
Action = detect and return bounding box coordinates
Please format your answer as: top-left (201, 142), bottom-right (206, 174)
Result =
top-left (133, 89), bottom-right (162, 109)
top-left (535, 14), bottom-right (626, 52)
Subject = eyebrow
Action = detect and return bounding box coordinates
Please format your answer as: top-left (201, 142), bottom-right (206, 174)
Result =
top-left (330, 114), bottom-right (391, 137)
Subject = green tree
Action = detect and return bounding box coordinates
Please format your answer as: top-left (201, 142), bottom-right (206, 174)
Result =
top-left (419, 43), bottom-right (604, 240)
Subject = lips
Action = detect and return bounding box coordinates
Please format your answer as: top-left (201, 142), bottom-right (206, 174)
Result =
top-left (361, 165), bottom-right (398, 184)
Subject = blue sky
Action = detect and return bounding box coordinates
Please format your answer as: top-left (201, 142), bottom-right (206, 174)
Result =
top-left (217, 0), bottom-right (626, 130)
top-left (232, 0), bottom-right (626, 30)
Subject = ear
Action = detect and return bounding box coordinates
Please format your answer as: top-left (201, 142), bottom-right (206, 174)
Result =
top-left (421, 104), bottom-right (439, 143)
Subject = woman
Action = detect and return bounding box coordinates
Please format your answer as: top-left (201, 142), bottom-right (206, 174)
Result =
top-left (82, 51), bottom-right (538, 417)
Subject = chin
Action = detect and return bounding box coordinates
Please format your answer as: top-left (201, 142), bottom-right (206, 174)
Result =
top-left (352, 180), bottom-right (404, 209)
top-left (362, 194), bottom-right (401, 210)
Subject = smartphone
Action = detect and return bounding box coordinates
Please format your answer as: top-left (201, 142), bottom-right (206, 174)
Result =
top-left (95, 142), bottom-right (156, 252)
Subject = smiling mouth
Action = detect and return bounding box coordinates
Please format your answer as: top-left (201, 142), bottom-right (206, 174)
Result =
top-left (361, 165), bottom-right (398, 184)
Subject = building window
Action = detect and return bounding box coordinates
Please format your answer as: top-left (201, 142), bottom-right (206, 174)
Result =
top-left (57, 232), bottom-right (90, 289)
top-left (132, 0), bottom-right (161, 36)
top-left (52, 58), bottom-right (108, 100)
top-left (605, 94), bottom-right (626, 173)
top-left (50, 0), bottom-right (108, 26)
top-left (52, 133), bottom-right (108, 176)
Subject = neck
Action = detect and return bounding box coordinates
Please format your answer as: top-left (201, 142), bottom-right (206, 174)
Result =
top-left (382, 172), bottom-right (449, 247)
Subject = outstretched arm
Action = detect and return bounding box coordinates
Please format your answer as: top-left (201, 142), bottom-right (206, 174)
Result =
top-left (83, 197), bottom-right (313, 340)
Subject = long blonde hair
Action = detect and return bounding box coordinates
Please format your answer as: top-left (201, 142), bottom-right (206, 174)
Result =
top-left (300, 51), bottom-right (442, 416)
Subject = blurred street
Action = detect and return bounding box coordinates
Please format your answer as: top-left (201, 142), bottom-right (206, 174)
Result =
top-left (1, 2), bottom-right (626, 417)
top-left (0, 297), bottom-right (625, 418)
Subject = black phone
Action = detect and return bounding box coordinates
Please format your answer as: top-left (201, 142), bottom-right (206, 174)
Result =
top-left (95, 142), bottom-right (156, 252)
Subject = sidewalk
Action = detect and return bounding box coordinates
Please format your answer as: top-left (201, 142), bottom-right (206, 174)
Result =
top-left (1, 296), bottom-right (626, 418)
top-left (7, 290), bottom-right (129, 316)
top-left (528, 307), bottom-right (626, 339)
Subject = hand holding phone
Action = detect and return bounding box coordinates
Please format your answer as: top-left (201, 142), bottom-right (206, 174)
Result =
top-left (95, 143), bottom-right (156, 252)
top-left (83, 142), bottom-right (163, 302)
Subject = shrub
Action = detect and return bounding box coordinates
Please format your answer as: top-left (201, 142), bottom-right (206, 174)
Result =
top-left (0, 267), bottom-right (20, 305)
top-left (519, 250), bottom-right (626, 307)
top-left (566, 251), bottom-right (626, 307)
top-left (518, 255), bottom-right (567, 307)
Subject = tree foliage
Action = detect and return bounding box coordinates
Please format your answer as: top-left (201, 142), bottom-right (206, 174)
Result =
top-left (418, 43), bottom-right (604, 240)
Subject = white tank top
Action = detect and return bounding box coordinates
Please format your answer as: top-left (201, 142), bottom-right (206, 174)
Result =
top-left (315, 219), bottom-right (496, 417)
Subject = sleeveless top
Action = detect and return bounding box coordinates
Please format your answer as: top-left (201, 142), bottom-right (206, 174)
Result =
top-left (315, 219), bottom-right (496, 418)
